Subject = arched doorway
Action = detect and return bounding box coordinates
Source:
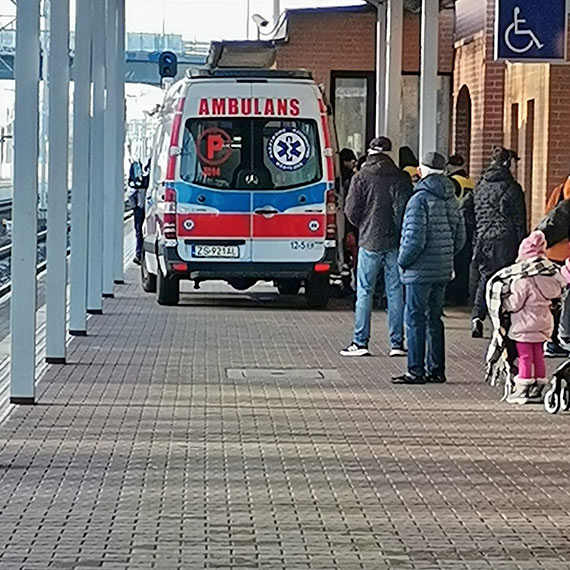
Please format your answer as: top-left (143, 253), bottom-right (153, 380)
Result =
top-left (455, 85), bottom-right (472, 171)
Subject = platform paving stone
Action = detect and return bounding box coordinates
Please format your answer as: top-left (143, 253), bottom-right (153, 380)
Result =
top-left (1, 270), bottom-right (570, 569)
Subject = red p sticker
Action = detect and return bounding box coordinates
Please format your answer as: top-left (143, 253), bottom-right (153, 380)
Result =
top-left (196, 127), bottom-right (232, 166)
top-left (207, 134), bottom-right (224, 160)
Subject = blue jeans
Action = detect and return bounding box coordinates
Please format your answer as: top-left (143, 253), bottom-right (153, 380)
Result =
top-left (354, 248), bottom-right (404, 348)
top-left (405, 282), bottom-right (446, 378)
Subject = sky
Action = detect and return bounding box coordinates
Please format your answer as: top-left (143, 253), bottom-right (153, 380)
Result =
top-left (125, 0), bottom-right (365, 40)
top-left (0, 0), bottom-right (365, 41)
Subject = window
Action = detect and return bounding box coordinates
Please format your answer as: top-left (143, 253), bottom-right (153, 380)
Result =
top-left (401, 74), bottom-right (452, 156)
top-left (180, 118), bottom-right (322, 191)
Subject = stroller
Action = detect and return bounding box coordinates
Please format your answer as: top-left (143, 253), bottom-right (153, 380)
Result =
top-left (544, 359), bottom-right (570, 414)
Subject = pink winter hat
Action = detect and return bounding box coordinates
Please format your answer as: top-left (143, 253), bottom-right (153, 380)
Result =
top-left (561, 259), bottom-right (570, 285)
top-left (517, 230), bottom-right (547, 261)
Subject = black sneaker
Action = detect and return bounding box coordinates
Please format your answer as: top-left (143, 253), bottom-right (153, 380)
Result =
top-left (426, 373), bottom-right (447, 384)
top-left (391, 373), bottom-right (426, 385)
top-left (133, 256), bottom-right (142, 266)
top-left (471, 318), bottom-right (483, 338)
top-left (544, 341), bottom-right (569, 358)
top-left (340, 343), bottom-right (371, 357)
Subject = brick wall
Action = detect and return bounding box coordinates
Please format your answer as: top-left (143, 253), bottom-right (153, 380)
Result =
top-left (547, 66), bottom-right (570, 198)
top-left (276, 9), bottom-right (377, 93)
top-left (453, 0), bottom-right (505, 180)
top-left (276, 7), bottom-right (455, 96)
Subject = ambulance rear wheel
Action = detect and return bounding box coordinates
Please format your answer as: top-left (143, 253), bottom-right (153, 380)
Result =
top-left (277, 279), bottom-right (302, 296)
top-left (157, 265), bottom-right (180, 306)
top-left (306, 274), bottom-right (330, 309)
top-left (141, 251), bottom-right (157, 293)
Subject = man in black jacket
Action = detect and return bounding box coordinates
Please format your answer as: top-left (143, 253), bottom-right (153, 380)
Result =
top-left (340, 137), bottom-right (413, 357)
top-left (471, 147), bottom-right (526, 337)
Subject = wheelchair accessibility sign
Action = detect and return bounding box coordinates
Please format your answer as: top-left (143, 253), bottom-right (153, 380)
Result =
top-left (495, 0), bottom-right (567, 60)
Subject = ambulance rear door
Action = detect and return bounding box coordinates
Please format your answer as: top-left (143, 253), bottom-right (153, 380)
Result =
top-left (249, 81), bottom-right (327, 264)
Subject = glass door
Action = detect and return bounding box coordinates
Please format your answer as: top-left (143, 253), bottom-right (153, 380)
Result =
top-left (331, 72), bottom-right (375, 160)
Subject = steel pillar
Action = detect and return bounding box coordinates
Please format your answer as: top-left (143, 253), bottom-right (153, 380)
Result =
top-left (86, 0), bottom-right (105, 314)
top-left (419, 0), bottom-right (439, 158)
top-left (114, 0), bottom-right (126, 285)
top-left (69, 0), bottom-right (93, 335)
top-left (375, 1), bottom-right (387, 137)
top-left (103, 0), bottom-right (118, 298)
top-left (384, 0), bottom-right (403, 152)
top-left (45, 0), bottom-right (70, 364)
top-left (10, 0), bottom-right (40, 404)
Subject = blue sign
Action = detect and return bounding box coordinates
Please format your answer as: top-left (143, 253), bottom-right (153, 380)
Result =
top-left (496, 0), bottom-right (567, 60)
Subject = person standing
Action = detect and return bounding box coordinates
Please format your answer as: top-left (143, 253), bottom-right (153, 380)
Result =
top-left (340, 137), bottom-right (413, 357)
top-left (392, 152), bottom-right (466, 385)
top-left (471, 146), bottom-right (526, 338)
top-left (128, 159), bottom-right (149, 265)
top-left (447, 154), bottom-right (476, 306)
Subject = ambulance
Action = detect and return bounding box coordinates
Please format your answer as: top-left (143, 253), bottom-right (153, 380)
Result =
top-left (141, 68), bottom-right (340, 307)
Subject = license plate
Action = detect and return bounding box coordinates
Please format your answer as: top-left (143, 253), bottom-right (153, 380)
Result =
top-left (192, 245), bottom-right (239, 258)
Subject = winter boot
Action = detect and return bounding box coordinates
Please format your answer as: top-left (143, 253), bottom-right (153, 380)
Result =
top-left (527, 381), bottom-right (546, 403)
top-left (506, 376), bottom-right (532, 405)
top-left (471, 318), bottom-right (483, 338)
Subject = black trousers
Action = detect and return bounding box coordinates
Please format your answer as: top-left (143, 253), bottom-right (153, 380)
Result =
top-left (133, 206), bottom-right (145, 259)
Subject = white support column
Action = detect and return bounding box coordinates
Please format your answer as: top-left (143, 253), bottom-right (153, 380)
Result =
top-left (384, 0), bottom-right (403, 151)
top-left (375, 1), bottom-right (387, 137)
top-left (419, 0), bottom-right (439, 158)
top-left (114, 0), bottom-right (126, 285)
top-left (69, 0), bottom-right (93, 335)
top-left (103, 0), bottom-right (118, 298)
top-left (273, 0), bottom-right (280, 27)
top-left (10, 0), bottom-right (40, 404)
top-left (45, 0), bottom-right (70, 363)
top-left (86, 0), bottom-right (105, 314)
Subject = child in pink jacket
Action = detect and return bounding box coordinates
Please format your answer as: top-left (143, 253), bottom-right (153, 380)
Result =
top-left (504, 231), bottom-right (569, 404)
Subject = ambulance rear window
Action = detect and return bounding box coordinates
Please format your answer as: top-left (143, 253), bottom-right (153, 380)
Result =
top-left (180, 118), bottom-right (322, 190)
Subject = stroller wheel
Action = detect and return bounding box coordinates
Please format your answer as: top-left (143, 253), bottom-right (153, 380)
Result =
top-left (562, 380), bottom-right (570, 412)
top-left (545, 380), bottom-right (561, 415)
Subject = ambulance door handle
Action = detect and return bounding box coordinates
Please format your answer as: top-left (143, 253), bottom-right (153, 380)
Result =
top-left (254, 207), bottom-right (279, 216)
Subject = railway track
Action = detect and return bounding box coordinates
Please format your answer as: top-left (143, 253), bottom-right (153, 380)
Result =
top-left (0, 198), bottom-right (11, 219)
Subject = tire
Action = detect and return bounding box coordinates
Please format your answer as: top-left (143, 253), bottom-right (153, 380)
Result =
top-left (544, 382), bottom-right (561, 415)
top-left (276, 279), bottom-right (302, 296)
top-left (229, 278), bottom-right (258, 291)
top-left (157, 263), bottom-right (180, 306)
top-left (305, 274), bottom-right (330, 309)
top-left (562, 381), bottom-right (570, 412)
top-left (141, 251), bottom-right (157, 293)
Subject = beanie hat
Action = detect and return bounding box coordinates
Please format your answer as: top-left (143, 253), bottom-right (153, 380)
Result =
top-left (517, 230), bottom-right (547, 261)
top-left (491, 146), bottom-right (520, 168)
top-left (368, 136), bottom-right (392, 155)
top-left (561, 259), bottom-right (570, 285)
top-left (421, 151), bottom-right (447, 172)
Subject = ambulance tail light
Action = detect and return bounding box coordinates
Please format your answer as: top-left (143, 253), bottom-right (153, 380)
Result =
top-left (163, 187), bottom-right (177, 239)
top-left (326, 189), bottom-right (336, 240)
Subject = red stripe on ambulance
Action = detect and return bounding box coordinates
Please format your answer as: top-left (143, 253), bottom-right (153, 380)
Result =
top-left (253, 214), bottom-right (326, 239)
top-left (177, 214), bottom-right (250, 238)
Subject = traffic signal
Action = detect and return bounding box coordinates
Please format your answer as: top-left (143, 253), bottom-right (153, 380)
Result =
top-left (158, 51), bottom-right (178, 79)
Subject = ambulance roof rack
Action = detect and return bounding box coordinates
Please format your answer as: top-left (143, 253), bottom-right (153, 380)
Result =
top-left (188, 68), bottom-right (313, 80)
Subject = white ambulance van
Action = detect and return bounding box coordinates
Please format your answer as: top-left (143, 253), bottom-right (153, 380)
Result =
top-left (141, 68), bottom-right (340, 307)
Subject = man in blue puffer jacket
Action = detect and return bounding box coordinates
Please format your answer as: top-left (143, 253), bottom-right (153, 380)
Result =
top-left (392, 152), bottom-right (466, 385)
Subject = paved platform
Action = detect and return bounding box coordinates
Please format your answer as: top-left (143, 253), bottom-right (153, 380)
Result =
top-left (1, 269), bottom-right (570, 570)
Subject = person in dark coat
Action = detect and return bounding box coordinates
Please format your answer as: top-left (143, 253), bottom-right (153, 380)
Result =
top-left (447, 154), bottom-right (476, 305)
top-left (471, 146), bottom-right (526, 338)
top-left (128, 159), bottom-right (149, 265)
top-left (392, 152), bottom-right (466, 385)
top-left (340, 136), bottom-right (413, 358)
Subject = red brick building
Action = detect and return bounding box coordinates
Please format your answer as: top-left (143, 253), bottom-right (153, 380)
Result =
top-left (274, 4), bottom-right (455, 159)
top-left (270, 1), bottom-right (570, 228)
top-left (454, 0), bottom-right (570, 226)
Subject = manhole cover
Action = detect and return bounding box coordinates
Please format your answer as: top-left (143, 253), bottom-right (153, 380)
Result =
top-left (227, 368), bottom-right (341, 380)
